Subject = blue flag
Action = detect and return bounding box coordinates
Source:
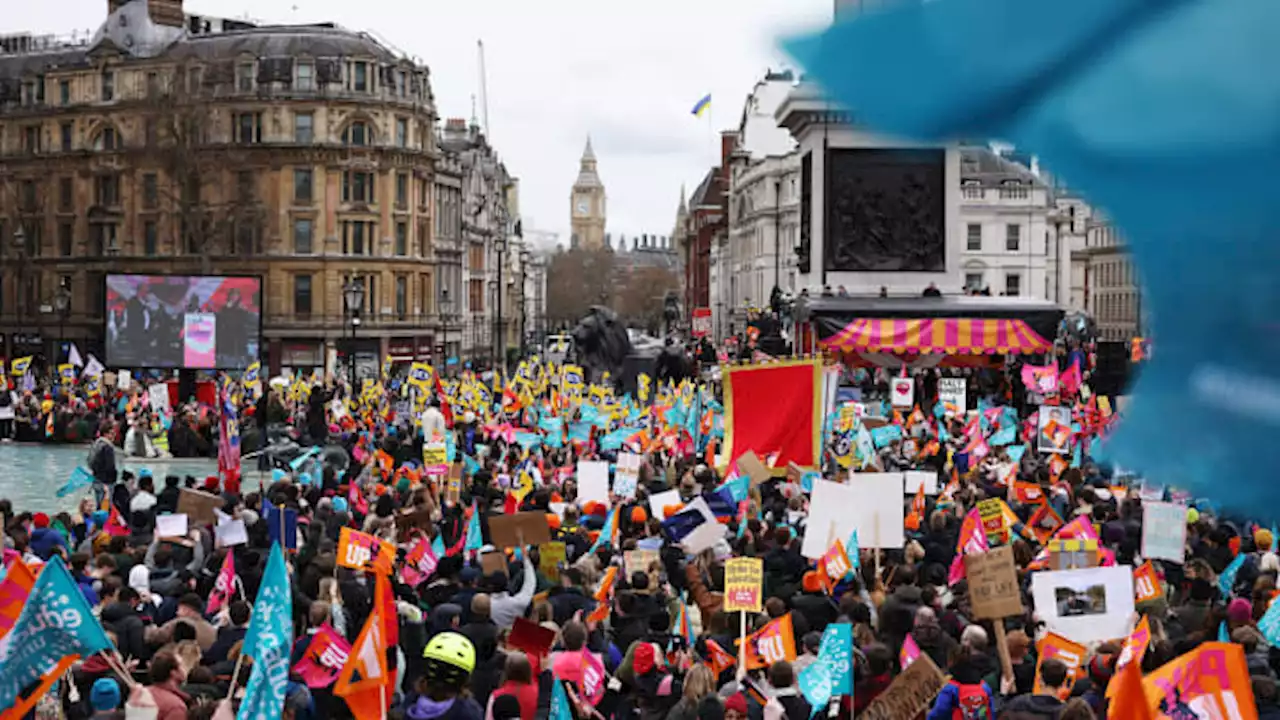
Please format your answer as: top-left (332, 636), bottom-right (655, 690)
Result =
top-left (1219, 553), bottom-right (1245, 598)
top-left (56, 466), bottom-right (95, 498)
top-left (238, 540), bottom-right (293, 712)
top-left (465, 501), bottom-right (484, 552)
top-left (261, 499), bottom-right (298, 551)
top-left (590, 508), bottom-right (618, 553)
top-left (0, 557), bottom-right (113, 710)
top-left (1218, 621), bottom-right (1230, 643)
top-left (237, 542), bottom-right (293, 720)
top-left (798, 623), bottom-right (854, 712)
top-left (1259, 591), bottom-right (1280, 645)
top-left (432, 533), bottom-right (446, 558)
top-left (550, 677), bottom-right (574, 720)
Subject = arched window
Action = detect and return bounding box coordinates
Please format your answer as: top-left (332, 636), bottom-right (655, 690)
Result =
top-left (342, 120), bottom-right (372, 147)
top-left (92, 124), bottom-right (121, 151)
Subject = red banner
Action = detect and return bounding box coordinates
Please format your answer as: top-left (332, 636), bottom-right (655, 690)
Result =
top-left (722, 360), bottom-right (822, 470)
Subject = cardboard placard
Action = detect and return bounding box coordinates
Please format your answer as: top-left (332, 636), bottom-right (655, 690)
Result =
top-left (446, 463), bottom-right (463, 504)
top-left (785, 462), bottom-right (817, 484)
top-left (488, 512), bottom-right (552, 549)
top-left (965, 545), bottom-right (1024, 620)
top-left (736, 451), bottom-right (771, 488)
top-left (623, 549), bottom-right (660, 578)
top-left (1047, 538), bottom-right (1100, 570)
top-left (861, 652), bottom-right (946, 720)
top-left (177, 488), bottom-right (223, 526)
top-left (480, 551), bottom-right (508, 578)
top-left (395, 507), bottom-right (435, 533)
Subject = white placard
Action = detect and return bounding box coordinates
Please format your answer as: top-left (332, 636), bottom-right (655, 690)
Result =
top-left (148, 384), bottom-right (170, 414)
top-left (613, 453), bottom-right (642, 500)
top-left (937, 378), bottom-right (965, 413)
top-left (215, 519), bottom-right (248, 547)
top-left (889, 377), bottom-right (915, 408)
top-left (903, 470), bottom-right (938, 495)
top-left (1030, 566), bottom-right (1135, 644)
top-left (576, 461), bottom-right (611, 508)
top-left (803, 475), bottom-right (904, 558)
top-left (117, 371), bottom-right (132, 390)
top-left (648, 489), bottom-right (682, 519)
top-left (1141, 501), bottom-right (1188, 563)
top-left (155, 513), bottom-right (188, 538)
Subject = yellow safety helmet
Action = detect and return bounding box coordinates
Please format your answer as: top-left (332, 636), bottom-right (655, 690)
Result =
top-left (422, 631), bottom-right (476, 687)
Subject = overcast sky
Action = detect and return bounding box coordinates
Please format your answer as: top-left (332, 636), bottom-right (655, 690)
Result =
top-left (8, 0), bottom-right (832, 247)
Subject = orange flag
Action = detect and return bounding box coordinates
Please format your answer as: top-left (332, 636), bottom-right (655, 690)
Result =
top-left (0, 561), bottom-right (36, 641)
top-left (905, 483), bottom-right (925, 531)
top-left (818, 540), bottom-right (852, 595)
top-left (594, 566), bottom-right (618, 602)
top-left (705, 639), bottom-right (736, 676)
top-left (1133, 561), bottom-right (1162, 605)
top-left (739, 613), bottom-right (797, 671)
top-left (1108, 655), bottom-right (1155, 720)
top-left (335, 578), bottom-right (391, 720)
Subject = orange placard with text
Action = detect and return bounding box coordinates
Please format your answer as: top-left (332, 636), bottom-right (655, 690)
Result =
top-left (1133, 561), bottom-right (1162, 604)
top-left (818, 540), bottom-right (852, 594)
top-left (739, 613), bottom-right (797, 671)
top-left (1141, 642), bottom-right (1257, 718)
top-left (337, 527), bottom-right (396, 575)
top-left (1034, 632), bottom-right (1087, 697)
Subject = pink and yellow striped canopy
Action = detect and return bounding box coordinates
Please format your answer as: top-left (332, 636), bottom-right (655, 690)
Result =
top-left (819, 317), bottom-right (1053, 355)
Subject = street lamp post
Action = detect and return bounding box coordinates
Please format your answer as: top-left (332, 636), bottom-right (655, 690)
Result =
top-left (439, 287), bottom-right (452, 374)
top-left (342, 278), bottom-right (365, 391)
top-left (519, 249), bottom-right (530, 358)
top-left (54, 280), bottom-right (71, 364)
top-left (495, 234), bottom-right (507, 373)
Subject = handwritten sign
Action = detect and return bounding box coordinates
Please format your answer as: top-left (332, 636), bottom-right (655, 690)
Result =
top-left (422, 441), bottom-right (448, 475)
top-left (861, 652), bottom-right (946, 720)
top-left (966, 545), bottom-right (1024, 620)
top-left (1142, 501), bottom-right (1187, 563)
top-left (724, 557), bottom-right (763, 613)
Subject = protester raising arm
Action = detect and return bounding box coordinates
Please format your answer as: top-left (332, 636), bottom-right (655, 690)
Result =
top-left (491, 552), bottom-right (536, 628)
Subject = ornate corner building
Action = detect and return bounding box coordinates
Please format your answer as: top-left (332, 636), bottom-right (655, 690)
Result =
top-left (0, 0), bottom-right (459, 378)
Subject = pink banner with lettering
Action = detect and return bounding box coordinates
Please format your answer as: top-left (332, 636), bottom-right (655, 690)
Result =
top-left (580, 648), bottom-right (607, 706)
top-left (400, 536), bottom-right (439, 587)
top-left (293, 623), bottom-right (352, 689)
top-left (206, 551), bottom-right (237, 615)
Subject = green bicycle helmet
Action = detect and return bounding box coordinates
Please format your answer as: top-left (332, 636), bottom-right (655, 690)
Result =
top-left (423, 632), bottom-right (476, 688)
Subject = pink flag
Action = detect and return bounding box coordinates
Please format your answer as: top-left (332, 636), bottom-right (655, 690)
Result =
top-left (293, 623), bottom-right (352, 689)
top-left (580, 648), bottom-right (608, 706)
top-left (207, 551), bottom-right (237, 615)
top-left (349, 481), bottom-right (369, 516)
top-left (1021, 363), bottom-right (1059, 396)
top-left (948, 509), bottom-right (990, 586)
top-left (900, 634), bottom-right (921, 669)
top-left (399, 536), bottom-right (439, 587)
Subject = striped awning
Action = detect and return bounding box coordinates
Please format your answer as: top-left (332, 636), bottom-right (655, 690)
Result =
top-left (819, 317), bottom-right (1053, 355)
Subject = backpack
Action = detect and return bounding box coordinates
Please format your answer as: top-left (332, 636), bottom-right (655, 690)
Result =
top-left (952, 680), bottom-right (991, 720)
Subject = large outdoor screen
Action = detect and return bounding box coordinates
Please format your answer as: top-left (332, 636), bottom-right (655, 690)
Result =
top-left (105, 275), bottom-right (262, 369)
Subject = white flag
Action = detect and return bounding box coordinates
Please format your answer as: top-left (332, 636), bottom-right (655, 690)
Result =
top-left (67, 342), bottom-right (84, 368)
top-left (82, 354), bottom-right (105, 378)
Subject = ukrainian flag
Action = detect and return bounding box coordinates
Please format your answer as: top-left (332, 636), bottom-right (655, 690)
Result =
top-left (691, 93), bottom-right (711, 117)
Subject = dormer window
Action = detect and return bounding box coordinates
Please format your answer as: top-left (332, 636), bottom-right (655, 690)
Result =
top-left (236, 62), bottom-right (255, 93)
top-left (296, 61), bottom-right (314, 91)
top-left (350, 61), bottom-right (368, 92)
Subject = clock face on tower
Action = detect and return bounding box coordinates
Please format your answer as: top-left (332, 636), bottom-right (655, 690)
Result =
top-left (576, 197), bottom-right (589, 216)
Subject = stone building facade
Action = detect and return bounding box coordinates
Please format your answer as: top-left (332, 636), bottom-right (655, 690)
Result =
top-left (0, 0), bottom-right (445, 378)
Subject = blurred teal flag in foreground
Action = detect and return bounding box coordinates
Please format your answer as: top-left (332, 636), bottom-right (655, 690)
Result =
top-left (784, 0), bottom-right (1280, 515)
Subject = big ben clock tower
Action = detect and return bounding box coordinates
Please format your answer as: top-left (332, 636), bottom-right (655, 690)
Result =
top-left (570, 137), bottom-right (607, 250)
